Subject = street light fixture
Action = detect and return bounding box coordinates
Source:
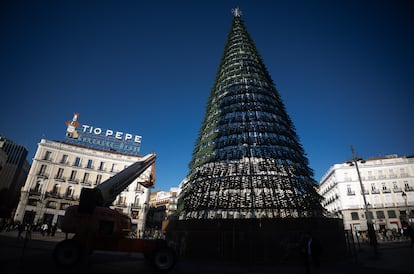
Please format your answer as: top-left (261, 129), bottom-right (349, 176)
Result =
top-left (347, 145), bottom-right (377, 253)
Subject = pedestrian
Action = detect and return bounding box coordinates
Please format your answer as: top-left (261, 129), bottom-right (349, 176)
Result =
top-left (51, 223), bottom-right (57, 236)
top-left (300, 231), bottom-right (322, 274)
top-left (41, 223), bottom-right (48, 236)
top-left (17, 223), bottom-right (25, 239)
top-left (47, 222), bottom-right (52, 236)
top-left (25, 223), bottom-right (33, 240)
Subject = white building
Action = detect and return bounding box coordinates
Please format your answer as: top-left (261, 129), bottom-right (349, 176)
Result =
top-left (14, 139), bottom-right (153, 232)
top-left (318, 154), bottom-right (414, 233)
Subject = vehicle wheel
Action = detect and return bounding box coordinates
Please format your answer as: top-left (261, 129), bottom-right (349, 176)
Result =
top-left (151, 247), bottom-right (176, 272)
top-left (53, 239), bottom-right (82, 267)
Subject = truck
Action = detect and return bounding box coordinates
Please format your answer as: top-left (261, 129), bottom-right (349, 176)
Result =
top-left (52, 153), bottom-right (177, 272)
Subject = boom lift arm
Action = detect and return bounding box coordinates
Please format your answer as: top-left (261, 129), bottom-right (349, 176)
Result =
top-left (78, 153), bottom-right (156, 213)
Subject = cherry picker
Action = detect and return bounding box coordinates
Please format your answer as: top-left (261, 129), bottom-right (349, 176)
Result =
top-left (52, 153), bottom-right (176, 272)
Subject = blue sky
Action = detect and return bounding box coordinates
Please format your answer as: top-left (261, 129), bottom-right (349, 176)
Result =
top-left (1, 0), bottom-right (413, 191)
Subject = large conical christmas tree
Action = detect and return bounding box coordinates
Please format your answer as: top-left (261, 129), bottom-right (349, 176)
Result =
top-left (179, 8), bottom-right (324, 219)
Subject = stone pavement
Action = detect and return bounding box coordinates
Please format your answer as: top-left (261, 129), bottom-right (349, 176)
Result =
top-left (0, 230), bottom-right (412, 273)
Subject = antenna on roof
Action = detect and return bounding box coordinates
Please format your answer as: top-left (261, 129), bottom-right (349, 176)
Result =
top-left (232, 7), bottom-right (242, 17)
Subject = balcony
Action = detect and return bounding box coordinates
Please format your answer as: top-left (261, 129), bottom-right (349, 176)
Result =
top-left (29, 189), bottom-right (42, 196)
top-left (346, 191), bottom-right (356, 196)
top-left (393, 188), bottom-right (403, 193)
top-left (371, 189), bottom-right (381, 194)
top-left (81, 180), bottom-right (92, 186)
top-left (54, 176), bottom-right (66, 182)
top-left (115, 202), bottom-right (127, 208)
top-left (404, 186), bottom-right (414, 192)
top-left (68, 178), bottom-right (79, 184)
top-left (45, 191), bottom-right (60, 199)
top-left (131, 203), bottom-right (142, 209)
top-left (36, 173), bottom-right (49, 179)
top-left (62, 194), bottom-right (76, 201)
top-left (381, 189), bottom-right (391, 194)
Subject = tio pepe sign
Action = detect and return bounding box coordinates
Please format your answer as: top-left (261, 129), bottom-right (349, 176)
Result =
top-left (65, 113), bottom-right (142, 154)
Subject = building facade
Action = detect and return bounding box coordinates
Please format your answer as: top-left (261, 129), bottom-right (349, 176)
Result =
top-left (0, 135), bottom-right (29, 219)
top-left (133, 188), bottom-right (179, 237)
top-left (14, 139), bottom-right (153, 232)
top-left (318, 155), bottom-right (414, 233)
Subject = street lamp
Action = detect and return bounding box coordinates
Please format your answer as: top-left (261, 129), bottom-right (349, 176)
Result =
top-left (347, 145), bottom-right (377, 252)
top-left (402, 191), bottom-right (408, 222)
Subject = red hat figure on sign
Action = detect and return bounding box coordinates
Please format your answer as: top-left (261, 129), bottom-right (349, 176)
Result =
top-left (66, 113), bottom-right (80, 139)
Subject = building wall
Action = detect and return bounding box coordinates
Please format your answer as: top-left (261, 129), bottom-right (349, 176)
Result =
top-left (318, 155), bottom-right (414, 232)
top-left (0, 135), bottom-right (29, 218)
top-left (13, 139), bottom-right (151, 232)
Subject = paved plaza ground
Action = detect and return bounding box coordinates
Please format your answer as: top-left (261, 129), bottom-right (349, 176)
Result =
top-left (0, 230), bottom-right (413, 274)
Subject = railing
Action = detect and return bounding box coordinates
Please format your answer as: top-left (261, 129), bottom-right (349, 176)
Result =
top-left (54, 176), bottom-right (66, 182)
top-left (37, 173), bottom-right (49, 179)
top-left (68, 178), bottom-right (79, 184)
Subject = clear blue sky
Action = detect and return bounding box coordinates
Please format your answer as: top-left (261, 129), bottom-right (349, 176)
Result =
top-left (1, 0), bottom-right (413, 191)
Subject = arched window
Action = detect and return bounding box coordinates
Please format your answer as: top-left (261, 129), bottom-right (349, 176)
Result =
top-left (34, 180), bottom-right (42, 192)
top-left (134, 196), bottom-right (140, 207)
top-left (52, 184), bottom-right (60, 195)
top-left (66, 186), bottom-right (74, 197)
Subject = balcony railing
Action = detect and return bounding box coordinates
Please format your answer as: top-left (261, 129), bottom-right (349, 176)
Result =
top-left (29, 189), bottom-right (42, 195)
top-left (68, 178), bottom-right (79, 184)
top-left (54, 176), bottom-right (66, 182)
top-left (45, 191), bottom-right (60, 199)
top-left (81, 181), bottom-right (92, 186)
top-left (37, 173), bottom-right (49, 179)
top-left (405, 186), bottom-right (414, 192)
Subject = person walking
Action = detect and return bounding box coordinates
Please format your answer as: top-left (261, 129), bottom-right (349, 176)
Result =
top-left (300, 231), bottom-right (323, 274)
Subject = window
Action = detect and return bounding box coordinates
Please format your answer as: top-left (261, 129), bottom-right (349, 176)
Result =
top-left (38, 164), bottom-right (47, 177)
top-left (134, 196), bottom-right (140, 206)
top-left (376, 211), bottom-right (385, 218)
top-left (111, 163), bottom-right (117, 172)
top-left (346, 185), bottom-right (355, 195)
top-left (74, 157), bottom-right (81, 167)
top-left (351, 212), bottom-right (359, 220)
top-left (96, 174), bottom-right (102, 185)
top-left (99, 161), bottom-right (105, 171)
top-left (82, 173), bottom-right (90, 184)
top-left (69, 170), bottom-right (77, 181)
top-left (367, 211), bottom-right (374, 220)
top-left (34, 180), bottom-right (42, 192)
top-left (117, 195), bottom-right (126, 205)
top-left (60, 154), bottom-right (68, 164)
top-left (43, 151), bottom-right (52, 161)
top-left (66, 186), bottom-right (74, 197)
top-left (56, 168), bottom-right (64, 179)
top-left (52, 184), bottom-right (60, 195)
top-left (87, 159), bottom-right (93, 169)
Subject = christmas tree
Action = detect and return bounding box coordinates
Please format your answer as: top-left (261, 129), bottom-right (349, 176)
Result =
top-left (179, 8), bottom-right (324, 219)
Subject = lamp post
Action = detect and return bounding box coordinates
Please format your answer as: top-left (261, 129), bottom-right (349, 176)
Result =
top-left (347, 145), bottom-right (377, 253)
top-left (402, 191), bottom-right (408, 223)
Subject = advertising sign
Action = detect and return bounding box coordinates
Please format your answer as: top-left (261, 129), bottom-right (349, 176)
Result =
top-left (65, 113), bottom-right (142, 154)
